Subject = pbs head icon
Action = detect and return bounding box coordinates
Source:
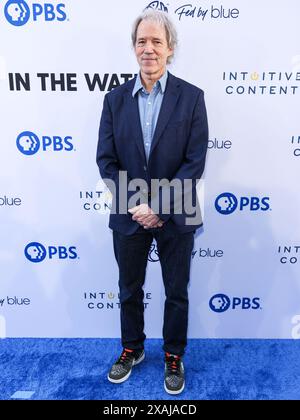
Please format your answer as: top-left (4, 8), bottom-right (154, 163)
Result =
top-left (209, 294), bottom-right (231, 313)
top-left (215, 193), bottom-right (238, 215)
top-left (24, 242), bottom-right (47, 263)
top-left (17, 131), bottom-right (40, 155)
top-left (4, 1), bottom-right (30, 26)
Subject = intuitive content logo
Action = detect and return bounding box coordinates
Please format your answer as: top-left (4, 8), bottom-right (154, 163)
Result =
top-left (4, 1), bottom-right (67, 26)
top-left (25, 242), bottom-right (78, 263)
top-left (222, 71), bottom-right (300, 96)
top-left (209, 294), bottom-right (261, 313)
top-left (278, 245), bottom-right (300, 265)
top-left (291, 135), bottom-right (300, 157)
top-left (16, 131), bottom-right (74, 155)
top-left (215, 192), bottom-right (271, 215)
top-left (80, 188), bottom-right (112, 213)
top-left (84, 291), bottom-right (152, 310)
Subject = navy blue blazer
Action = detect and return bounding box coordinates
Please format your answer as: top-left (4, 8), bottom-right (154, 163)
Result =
top-left (96, 72), bottom-right (208, 235)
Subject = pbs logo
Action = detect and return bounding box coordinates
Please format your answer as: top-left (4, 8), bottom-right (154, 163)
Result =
top-left (24, 242), bottom-right (47, 263)
top-left (215, 192), bottom-right (270, 215)
top-left (25, 242), bottom-right (78, 263)
top-left (4, 1), bottom-right (67, 27)
top-left (16, 131), bottom-right (74, 155)
top-left (209, 294), bottom-right (261, 313)
top-left (209, 294), bottom-right (231, 313)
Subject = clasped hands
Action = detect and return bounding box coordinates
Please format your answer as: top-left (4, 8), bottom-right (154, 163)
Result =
top-left (128, 204), bottom-right (164, 229)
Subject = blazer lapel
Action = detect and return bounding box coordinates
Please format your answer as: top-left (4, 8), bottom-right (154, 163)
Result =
top-left (149, 73), bottom-right (181, 161)
top-left (124, 79), bottom-right (147, 164)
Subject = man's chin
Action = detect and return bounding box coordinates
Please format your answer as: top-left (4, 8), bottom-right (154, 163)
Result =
top-left (141, 66), bottom-right (159, 76)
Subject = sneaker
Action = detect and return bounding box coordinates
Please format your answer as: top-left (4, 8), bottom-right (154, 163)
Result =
top-left (164, 353), bottom-right (185, 395)
top-left (107, 348), bottom-right (145, 383)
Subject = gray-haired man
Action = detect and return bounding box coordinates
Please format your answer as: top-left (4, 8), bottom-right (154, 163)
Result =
top-left (97, 9), bottom-right (208, 395)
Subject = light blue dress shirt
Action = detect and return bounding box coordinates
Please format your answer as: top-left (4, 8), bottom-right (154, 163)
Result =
top-left (132, 71), bottom-right (168, 163)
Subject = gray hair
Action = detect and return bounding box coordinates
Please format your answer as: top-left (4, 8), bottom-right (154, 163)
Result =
top-left (131, 9), bottom-right (178, 64)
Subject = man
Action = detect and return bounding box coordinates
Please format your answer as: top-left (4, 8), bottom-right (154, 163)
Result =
top-left (96, 9), bottom-right (208, 395)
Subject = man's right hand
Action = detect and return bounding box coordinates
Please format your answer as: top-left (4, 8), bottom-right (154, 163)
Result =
top-left (128, 204), bottom-right (164, 229)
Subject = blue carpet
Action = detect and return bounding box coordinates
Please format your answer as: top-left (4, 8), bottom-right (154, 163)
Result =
top-left (0, 339), bottom-right (299, 400)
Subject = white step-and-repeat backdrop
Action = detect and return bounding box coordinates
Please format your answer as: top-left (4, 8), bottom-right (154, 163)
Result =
top-left (1, 0), bottom-right (300, 339)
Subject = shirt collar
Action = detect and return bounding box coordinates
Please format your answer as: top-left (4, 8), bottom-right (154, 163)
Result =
top-left (132, 70), bottom-right (168, 97)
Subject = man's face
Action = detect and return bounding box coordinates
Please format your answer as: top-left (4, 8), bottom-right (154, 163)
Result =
top-left (135, 20), bottom-right (173, 78)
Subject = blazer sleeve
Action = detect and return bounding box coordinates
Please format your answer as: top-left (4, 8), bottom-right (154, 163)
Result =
top-left (96, 94), bottom-right (137, 214)
top-left (96, 94), bottom-right (121, 188)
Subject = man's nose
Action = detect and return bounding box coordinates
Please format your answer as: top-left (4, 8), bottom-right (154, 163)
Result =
top-left (144, 43), bottom-right (154, 53)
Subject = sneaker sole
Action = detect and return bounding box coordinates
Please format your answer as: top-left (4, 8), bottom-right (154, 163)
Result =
top-left (164, 381), bottom-right (185, 395)
top-left (107, 352), bottom-right (145, 384)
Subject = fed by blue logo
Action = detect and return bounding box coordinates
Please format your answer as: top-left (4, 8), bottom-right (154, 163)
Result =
top-left (146, 2), bottom-right (168, 12)
top-left (209, 294), bottom-right (261, 313)
top-left (16, 131), bottom-right (74, 155)
top-left (25, 242), bottom-right (78, 263)
top-left (4, 1), bottom-right (67, 26)
top-left (215, 192), bottom-right (270, 215)
top-left (148, 243), bottom-right (160, 262)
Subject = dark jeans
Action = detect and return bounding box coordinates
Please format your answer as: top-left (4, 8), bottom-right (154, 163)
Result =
top-left (113, 227), bottom-right (194, 356)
